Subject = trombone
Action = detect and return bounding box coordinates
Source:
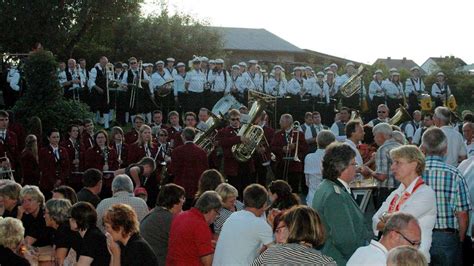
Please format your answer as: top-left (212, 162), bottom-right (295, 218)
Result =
top-left (129, 60), bottom-right (143, 109)
top-left (105, 63), bottom-right (114, 105)
top-left (282, 121), bottom-right (301, 181)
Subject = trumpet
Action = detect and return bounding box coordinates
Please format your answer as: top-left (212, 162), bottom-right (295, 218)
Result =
top-left (282, 121), bottom-right (301, 182)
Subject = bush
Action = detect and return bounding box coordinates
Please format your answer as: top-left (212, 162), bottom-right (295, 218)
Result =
top-left (13, 50), bottom-right (92, 133)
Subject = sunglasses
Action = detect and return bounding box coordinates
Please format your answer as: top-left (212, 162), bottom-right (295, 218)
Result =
top-left (394, 230), bottom-right (421, 247)
top-left (377, 111), bottom-right (387, 114)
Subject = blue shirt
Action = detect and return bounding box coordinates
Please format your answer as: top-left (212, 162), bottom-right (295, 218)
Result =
top-left (422, 155), bottom-right (471, 229)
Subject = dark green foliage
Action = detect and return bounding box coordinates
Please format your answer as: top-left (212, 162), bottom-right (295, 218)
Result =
top-left (12, 50), bottom-right (92, 133)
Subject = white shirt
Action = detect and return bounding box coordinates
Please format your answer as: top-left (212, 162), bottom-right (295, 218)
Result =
top-left (58, 69), bottom-right (81, 90)
top-left (208, 69), bottom-right (231, 92)
top-left (314, 80), bottom-right (330, 103)
top-left (347, 240), bottom-right (388, 266)
top-left (229, 74), bottom-right (246, 94)
top-left (9, 71), bottom-right (20, 91)
top-left (412, 126), bottom-right (427, 145)
top-left (345, 139), bottom-right (363, 166)
top-left (213, 210), bottom-right (273, 265)
top-left (303, 76), bottom-right (316, 96)
top-left (367, 118), bottom-right (389, 127)
top-left (173, 73), bottom-right (186, 96)
top-left (337, 178), bottom-right (351, 194)
top-left (465, 140), bottom-right (474, 158)
top-left (120, 68), bottom-right (152, 94)
top-left (184, 69), bottom-right (205, 93)
top-left (286, 78), bottom-right (304, 95)
top-left (304, 149), bottom-right (325, 206)
top-left (164, 67), bottom-right (177, 78)
top-left (431, 82), bottom-right (451, 98)
top-left (330, 122), bottom-right (347, 142)
top-left (151, 71), bottom-right (172, 91)
top-left (405, 77), bottom-right (426, 95)
top-left (241, 71), bottom-right (263, 91)
top-left (403, 121), bottom-right (420, 140)
top-left (299, 123), bottom-right (317, 141)
top-left (441, 125), bottom-right (468, 167)
top-left (372, 177), bottom-right (437, 262)
top-left (382, 80), bottom-right (404, 99)
top-left (369, 79), bottom-right (385, 100)
top-left (265, 77), bottom-right (287, 96)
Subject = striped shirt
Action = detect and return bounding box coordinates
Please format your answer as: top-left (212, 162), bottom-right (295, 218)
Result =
top-left (422, 155), bottom-right (471, 229)
top-left (375, 138), bottom-right (402, 188)
top-left (252, 243), bottom-right (336, 265)
top-left (213, 200), bottom-right (244, 235)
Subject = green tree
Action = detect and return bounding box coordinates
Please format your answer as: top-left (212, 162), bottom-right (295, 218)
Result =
top-left (0, 0), bottom-right (142, 58)
top-left (12, 50), bottom-right (91, 133)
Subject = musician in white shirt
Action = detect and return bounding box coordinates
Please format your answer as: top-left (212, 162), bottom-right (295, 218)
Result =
top-left (265, 65), bottom-right (287, 97)
top-left (431, 72), bottom-right (451, 107)
top-left (382, 72), bottom-right (404, 112)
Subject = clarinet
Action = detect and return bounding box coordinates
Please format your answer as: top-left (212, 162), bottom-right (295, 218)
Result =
top-left (102, 147), bottom-right (109, 171)
top-left (74, 141), bottom-right (80, 172)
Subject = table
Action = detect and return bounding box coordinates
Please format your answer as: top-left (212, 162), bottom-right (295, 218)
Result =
top-left (350, 178), bottom-right (378, 212)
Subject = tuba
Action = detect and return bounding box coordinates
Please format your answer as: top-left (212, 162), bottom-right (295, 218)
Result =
top-left (231, 100), bottom-right (267, 162)
top-left (194, 113), bottom-right (226, 155)
top-left (211, 94), bottom-right (243, 116)
top-left (340, 65), bottom-right (366, 98)
top-left (389, 104), bottom-right (412, 126)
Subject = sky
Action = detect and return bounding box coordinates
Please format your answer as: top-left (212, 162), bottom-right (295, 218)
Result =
top-left (142, 0), bottom-right (473, 65)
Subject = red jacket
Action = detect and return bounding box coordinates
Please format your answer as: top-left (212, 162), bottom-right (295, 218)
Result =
top-left (127, 143), bottom-right (157, 165)
top-left (110, 142), bottom-right (129, 168)
top-left (168, 126), bottom-right (183, 148)
top-left (216, 126), bottom-right (255, 177)
top-left (124, 130), bottom-right (139, 145)
top-left (39, 145), bottom-right (70, 191)
top-left (81, 131), bottom-right (94, 150)
top-left (20, 150), bottom-right (40, 186)
top-left (271, 129), bottom-right (308, 173)
top-left (170, 142), bottom-right (208, 198)
top-left (60, 139), bottom-right (85, 172)
top-left (84, 146), bottom-right (119, 172)
top-left (0, 130), bottom-right (18, 168)
top-left (8, 122), bottom-right (26, 151)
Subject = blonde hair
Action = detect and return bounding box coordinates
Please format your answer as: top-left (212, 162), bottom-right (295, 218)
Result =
top-left (283, 205), bottom-right (325, 247)
top-left (0, 217), bottom-right (25, 249)
top-left (137, 124), bottom-right (152, 146)
top-left (387, 246), bottom-right (427, 266)
top-left (215, 183), bottom-right (238, 202)
top-left (390, 145), bottom-right (425, 176)
top-left (19, 185), bottom-right (45, 208)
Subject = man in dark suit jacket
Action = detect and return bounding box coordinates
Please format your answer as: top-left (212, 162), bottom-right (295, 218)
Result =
top-left (0, 110), bottom-right (18, 171)
top-left (216, 109), bottom-right (254, 196)
top-left (170, 127), bottom-right (208, 210)
top-left (271, 114), bottom-right (308, 194)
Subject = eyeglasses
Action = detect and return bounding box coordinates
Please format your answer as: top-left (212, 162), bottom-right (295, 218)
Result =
top-left (378, 111), bottom-right (387, 114)
top-left (230, 118), bottom-right (240, 121)
top-left (394, 230), bottom-right (421, 247)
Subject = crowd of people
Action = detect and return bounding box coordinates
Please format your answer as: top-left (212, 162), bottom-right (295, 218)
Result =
top-left (0, 54), bottom-right (473, 266)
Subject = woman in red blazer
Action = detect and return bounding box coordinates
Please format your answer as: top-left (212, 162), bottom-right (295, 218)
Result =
top-left (20, 134), bottom-right (40, 186)
top-left (84, 129), bottom-right (118, 198)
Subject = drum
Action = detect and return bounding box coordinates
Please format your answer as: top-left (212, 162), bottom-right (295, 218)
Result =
top-left (419, 93), bottom-right (432, 112)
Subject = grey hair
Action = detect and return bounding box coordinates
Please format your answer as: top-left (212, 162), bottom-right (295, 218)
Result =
top-left (317, 130), bottom-right (336, 149)
top-left (392, 131), bottom-right (407, 145)
top-left (382, 212), bottom-right (419, 236)
top-left (112, 174), bottom-right (134, 193)
top-left (280, 113), bottom-right (293, 124)
top-left (182, 127), bottom-right (196, 141)
top-left (373, 122), bottom-right (393, 137)
top-left (45, 198), bottom-right (72, 224)
top-left (215, 183), bottom-right (238, 202)
top-left (19, 185), bottom-right (45, 208)
top-left (421, 127), bottom-right (448, 156)
top-left (434, 106), bottom-right (450, 125)
top-left (387, 246), bottom-right (428, 266)
top-left (195, 191), bottom-right (222, 214)
top-left (0, 217), bottom-right (25, 249)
